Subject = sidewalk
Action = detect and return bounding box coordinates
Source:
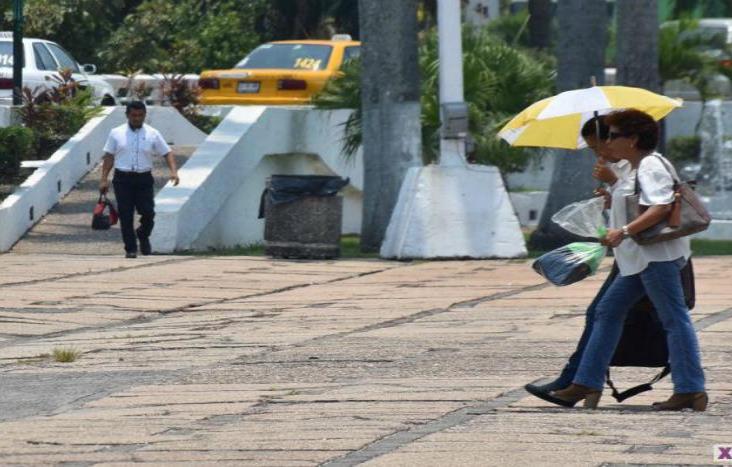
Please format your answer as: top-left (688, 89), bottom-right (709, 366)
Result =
top-left (10, 146), bottom-right (196, 256)
top-left (0, 253), bottom-right (729, 466)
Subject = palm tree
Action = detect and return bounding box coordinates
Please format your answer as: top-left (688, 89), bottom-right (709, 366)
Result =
top-left (659, 18), bottom-right (720, 102)
top-left (265, 0), bottom-right (359, 39)
top-left (528, 0), bottom-right (552, 50)
top-left (616, 0), bottom-right (660, 91)
top-left (313, 27), bottom-right (555, 175)
top-left (529, 0), bottom-right (608, 251)
top-left (358, 0), bottom-right (422, 252)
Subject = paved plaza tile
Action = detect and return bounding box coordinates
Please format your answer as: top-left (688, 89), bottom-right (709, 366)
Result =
top-left (0, 253), bottom-right (729, 465)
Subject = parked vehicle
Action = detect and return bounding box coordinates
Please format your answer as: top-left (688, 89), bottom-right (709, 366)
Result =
top-left (199, 35), bottom-right (360, 105)
top-left (0, 32), bottom-right (116, 105)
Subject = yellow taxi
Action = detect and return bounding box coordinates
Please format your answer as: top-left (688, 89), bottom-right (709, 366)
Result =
top-left (199, 35), bottom-right (360, 105)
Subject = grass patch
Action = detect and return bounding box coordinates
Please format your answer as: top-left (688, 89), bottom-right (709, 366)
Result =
top-left (523, 233), bottom-right (732, 258)
top-left (16, 353), bottom-right (50, 365)
top-left (690, 239), bottom-right (732, 256)
top-left (180, 233), bottom-right (732, 259)
top-left (181, 235), bottom-right (380, 259)
top-left (52, 347), bottom-right (81, 363)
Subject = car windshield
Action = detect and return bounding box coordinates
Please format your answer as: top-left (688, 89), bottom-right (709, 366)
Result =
top-left (45, 43), bottom-right (80, 73)
top-left (235, 44), bottom-right (332, 71)
top-left (0, 41), bottom-right (22, 68)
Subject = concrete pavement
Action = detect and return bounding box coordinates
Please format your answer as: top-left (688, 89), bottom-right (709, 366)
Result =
top-left (0, 253), bottom-right (729, 466)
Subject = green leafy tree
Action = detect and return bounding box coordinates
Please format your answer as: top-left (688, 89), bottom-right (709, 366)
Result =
top-left (99, 0), bottom-right (267, 73)
top-left (264, 0), bottom-right (359, 39)
top-left (1, 0), bottom-right (143, 66)
top-left (659, 18), bottom-right (721, 100)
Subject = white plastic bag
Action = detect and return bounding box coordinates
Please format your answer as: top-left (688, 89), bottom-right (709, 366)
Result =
top-left (551, 196), bottom-right (607, 239)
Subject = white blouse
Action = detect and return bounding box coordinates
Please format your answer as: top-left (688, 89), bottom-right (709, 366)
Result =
top-left (609, 153), bottom-right (690, 276)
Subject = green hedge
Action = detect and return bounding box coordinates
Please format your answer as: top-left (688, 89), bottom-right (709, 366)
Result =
top-left (0, 127), bottom-right (35, 177)
top-left (667, 135), bottom-right (701, 165)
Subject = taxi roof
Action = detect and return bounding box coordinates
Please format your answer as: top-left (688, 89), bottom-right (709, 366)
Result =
top-left (269, 39), bottom-right (361, 47)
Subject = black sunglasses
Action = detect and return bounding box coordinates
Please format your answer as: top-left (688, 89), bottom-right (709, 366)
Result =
top-left (608, 131), bottom-right (631, 140)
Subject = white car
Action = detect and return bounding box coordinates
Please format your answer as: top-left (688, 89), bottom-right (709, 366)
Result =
top-left (0, 32), bottom-right (116, 105)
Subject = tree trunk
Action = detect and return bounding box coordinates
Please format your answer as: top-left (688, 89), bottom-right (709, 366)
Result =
top-left (358, 0), bottom-right (422, 252)
top-left (616, 0), bottom-right (662, 152)
top-left (529, 0), bottom-right (607, 251)
top-left (616, 0), bottom-right (659, 91)
top-left (528, 0), bottom-right (552, 50)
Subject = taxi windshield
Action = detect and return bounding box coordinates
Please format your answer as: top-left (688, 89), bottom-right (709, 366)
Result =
top-left (235, 44), bottom-right (332, 71)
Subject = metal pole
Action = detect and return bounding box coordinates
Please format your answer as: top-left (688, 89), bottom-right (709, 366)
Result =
top-left (437, 0), bottom-right (464, 104)
top-left (437, 0), bottom-right (467, 166)
top-left (12, 0), bottom-right (24, 106)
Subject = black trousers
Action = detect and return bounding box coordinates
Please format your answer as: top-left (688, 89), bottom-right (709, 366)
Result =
top-left (112, 170), bottom-right (154, 253)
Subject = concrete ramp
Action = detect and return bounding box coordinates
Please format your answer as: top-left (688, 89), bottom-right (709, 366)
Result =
top-left (151, 107), bottom-right (363, 253)
top-left (0, 106), bottom-right (206, 252)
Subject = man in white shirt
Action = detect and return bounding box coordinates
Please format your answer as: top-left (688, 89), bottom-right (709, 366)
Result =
top-left (99, 101), bottom-right (180, 258)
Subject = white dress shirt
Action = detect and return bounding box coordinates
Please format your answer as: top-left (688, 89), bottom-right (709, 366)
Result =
top-left (103, 123), bottom-right (171, 173)
top-left (610, 152), bottom-right (690, 276)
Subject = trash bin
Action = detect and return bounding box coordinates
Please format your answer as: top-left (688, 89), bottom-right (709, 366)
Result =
top-left (260, 175), bottom-right (349, 259)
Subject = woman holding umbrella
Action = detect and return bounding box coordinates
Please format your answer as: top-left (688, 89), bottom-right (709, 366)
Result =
top-left (525, 116), bottom-right (651, 399)
top-left (545, 109), bottom-right (707, 411)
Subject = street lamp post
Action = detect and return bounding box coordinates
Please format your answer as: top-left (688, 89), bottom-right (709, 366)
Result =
top-left (12, 0), bottom-right (24, 106)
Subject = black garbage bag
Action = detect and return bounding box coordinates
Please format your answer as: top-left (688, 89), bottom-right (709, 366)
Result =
top-left (258, 175), bottom-right (349, 218)
top-left (531, 242), bottom-right (605, 286)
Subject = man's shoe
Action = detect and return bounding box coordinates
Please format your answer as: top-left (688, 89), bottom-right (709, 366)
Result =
top-left (137, 228), bottom-right (151, 256)
top-left (125, 252), bottom-right (137, 259)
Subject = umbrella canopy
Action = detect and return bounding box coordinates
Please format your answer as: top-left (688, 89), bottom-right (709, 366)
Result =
top-left (498, 86), bottom-right (683, 149)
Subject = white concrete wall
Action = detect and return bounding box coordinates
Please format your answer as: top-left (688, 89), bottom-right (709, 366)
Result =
top-left (99, 74), bottom-right (200, 105)
top-left (0, 106), bottom-right (206, 252)
top-left (508, 191), bottom-right (548, 228)
top-left (464, 0), bottom-right (500, 26)
top-left (664, 101), bottom-right (703, 140)
top-left (151, 107), bottom-right (363, 252)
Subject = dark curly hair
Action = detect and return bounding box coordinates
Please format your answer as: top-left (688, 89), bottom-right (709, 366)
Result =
top-left (580, 116), bottom-right (609, 141)
top-left (604, 109), bottom-right (658, 151)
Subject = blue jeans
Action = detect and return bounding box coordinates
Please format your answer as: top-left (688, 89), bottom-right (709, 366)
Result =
top-left (549, 270), bottom-right (611, 389)
top-left (573, 259), bottom-right (705, 393)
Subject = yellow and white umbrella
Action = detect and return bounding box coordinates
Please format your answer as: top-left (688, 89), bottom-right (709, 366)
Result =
top-left (498, 86), bottom-right (683, 149)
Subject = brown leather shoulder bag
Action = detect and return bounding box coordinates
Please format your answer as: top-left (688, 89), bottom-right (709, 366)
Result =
top-left (625, 155), bottom-right (711, 245)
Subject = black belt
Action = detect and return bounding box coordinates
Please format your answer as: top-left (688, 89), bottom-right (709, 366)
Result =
top-left (114, 169), bottom-right (152, 176)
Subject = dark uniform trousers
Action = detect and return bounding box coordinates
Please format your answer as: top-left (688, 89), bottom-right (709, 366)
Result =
top-left (113, 169), bottom-right (155, 253)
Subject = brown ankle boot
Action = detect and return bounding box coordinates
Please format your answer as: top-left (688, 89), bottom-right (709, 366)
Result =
top-left (548, 384), bottom-right (602, 409)
top-left (652, 392), bottom-right (708, 412)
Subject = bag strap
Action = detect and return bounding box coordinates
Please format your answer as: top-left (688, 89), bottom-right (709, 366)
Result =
top-left (633, 154), bottom-right (680, 196)
top-left (606, 365), bottom-right (671, 402)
